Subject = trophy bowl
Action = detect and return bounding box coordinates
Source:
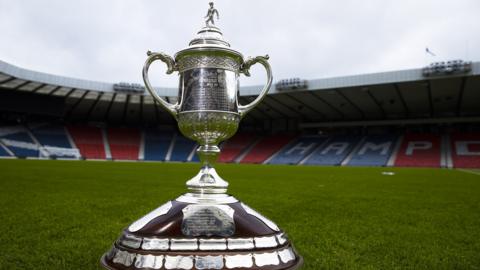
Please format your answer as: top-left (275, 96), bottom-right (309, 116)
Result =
top-left (177, 111), bottom-right (240, 146)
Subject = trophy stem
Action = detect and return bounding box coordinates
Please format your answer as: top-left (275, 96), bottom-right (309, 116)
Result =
top-left (185, 144), bottom-right (229, 194)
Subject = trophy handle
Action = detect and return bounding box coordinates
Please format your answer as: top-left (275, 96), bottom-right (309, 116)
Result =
top-left (142, 50), bottom-right (179, 118)
top-left (238, 55), bottom-right (273, 118)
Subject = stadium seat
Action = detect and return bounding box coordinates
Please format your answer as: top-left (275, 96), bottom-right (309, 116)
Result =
top-left (0, 128), bottom-right (39, 158)
top-left (240, 134), bottom-right (296, 164)
top-left (170, 135), bottom-right (197, 162)
top-left (67, 125), bottom-right (106, 159)
top-left (394, 133), bottom-right (441, 167)
top-left (219, 133), bottom-right (257, 163)
top-left (0, 144), bottom-right (11, 156)
top-left (450, 132), bottom-right (480, 168)
top-left (303, 135), bottom-right (360, 166)
top-left (347, 134), bottom-right (398, 166)
top-left (268, 136), bottom-right (327, 165)
top-left (107, 127), bottom-right (140, 160)
top-left (144, 130), bottom-right (174, 161)
top-left (31, 125), bottom-right (72, 148)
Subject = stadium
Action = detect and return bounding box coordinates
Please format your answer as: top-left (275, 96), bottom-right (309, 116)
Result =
top-left (1, 1), bottom-right (480, 270)
top-left (0, 59), bottom-right (479, 167)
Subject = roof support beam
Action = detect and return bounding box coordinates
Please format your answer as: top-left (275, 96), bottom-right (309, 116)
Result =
top-left (309, 91), bottom-right (345, 119)
top-left (300, 116), bottom-right (480, 128)
top-left (31, 84), bottom-right (47, 93)
top-left (393, 83), bottom-right (409, 117)
top-left (336, 90), bottom-right (366, 119)
top-left (456, 77), bottom-right (467, 116)
top-left (64, 88), bottom-right (77, 98)
top-left (65, 90), bottom-right (89, 120)
top-left (426, 80), bottom-right (434, 117)
top-left (13, 81), bottom-right (31, 90)
top-left (286, 93), bottom-right (326, 119)
top-left (139, 95), bottom-right (144, 124)
top-left (86, 92), bottom-right (104, 120)
top-left (122, 95), bottom-right (131, 124)
top-left (0, 77), bottom-right (16, 85)
top-left (268, 95), bottom-right (306, 120)
top-left (47, 86), bottom-right (62, 96)
top-left (364, 89), bottom-right (385, 119)
top-left (239, 96), bottom-right (270, 120)
top-left (104, 93), bottom-right (116, 122)
top-left (257, 96), bottom-right (290, 118)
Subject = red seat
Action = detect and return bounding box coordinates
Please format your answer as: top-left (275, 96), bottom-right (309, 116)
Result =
top-left (394, 133), bottom-right (441, 167)
top-left (67, 126), bottom-right (105, 159)
top-left (240, 134), bottom-right (296, 164)
top-left (219, 133), bottom-right (257, 163)
top-left (107, 128), bottom-right (140, 160)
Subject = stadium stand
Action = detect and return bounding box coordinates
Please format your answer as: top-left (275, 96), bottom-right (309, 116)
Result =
top-left (450, 132), bottom-right (480, 168)
top-left (30, 125), bottom-right (80, 159)
top-left (2, 124), bottom-right (480, 169)
top-left (240, 134), bottom-right (296, 164)
top-left (347, 134), bottom-right (398, 166)
top-left (0, 144), bottom-right (10, 156)
top-left (107, 127), bottom-right (140, 160)
top-left (394, 133), bottom-right (441, 167)
top-left (303, 135), bottom-right (360, 166)
top-left (30, 125), bottom-right (72, 148)
top-left (0, 126), bottom-right (39, 157)
top-left (67, 125), bottom-right (106, 159)
top-left (144, 130), bottom-right (174, 161)
top-left (268, 136), bottom-right (327, 165)
top-left (169, 134), bottom-right (197, 162)
top-left (1, 59), bottom-right (480, 168)
top-left (219, 133), bottom-right (257, 163)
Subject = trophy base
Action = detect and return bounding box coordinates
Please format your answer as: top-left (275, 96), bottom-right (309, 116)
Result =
top-left (100, 194), bottom-right (303, 270)
top-left (101, 254), bottom-right (303, 270)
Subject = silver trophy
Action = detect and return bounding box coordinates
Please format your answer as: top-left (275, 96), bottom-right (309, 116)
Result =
top-left (101, 4), bottom-right (302, 270)
top-left (142, 20), bottom-right (271, 195)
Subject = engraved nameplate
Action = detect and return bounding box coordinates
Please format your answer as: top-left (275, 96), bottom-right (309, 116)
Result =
top-left (195, 255), bottom-right (224, 270)
top-left (181, 205), bottom-right (235, 237)
top-left (180, 68), bottom-right (237, 112)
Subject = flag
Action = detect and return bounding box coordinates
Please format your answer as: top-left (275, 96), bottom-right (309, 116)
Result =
top-left (425, 47), bottom-right (436, 56)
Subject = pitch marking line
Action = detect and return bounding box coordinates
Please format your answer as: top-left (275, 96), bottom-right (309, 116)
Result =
top-left (457, 169), bottom-right (480, 176)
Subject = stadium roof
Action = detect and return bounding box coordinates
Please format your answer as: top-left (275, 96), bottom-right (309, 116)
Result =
top-left (1, 60), bottom-right (479, 127)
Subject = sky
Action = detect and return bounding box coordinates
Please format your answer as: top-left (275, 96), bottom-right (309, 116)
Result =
top-left (0, 0), bottom-right (479, 87)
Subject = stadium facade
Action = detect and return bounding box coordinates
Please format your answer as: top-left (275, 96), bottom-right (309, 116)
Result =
top-left (0, 59), bottom-right (479, 168)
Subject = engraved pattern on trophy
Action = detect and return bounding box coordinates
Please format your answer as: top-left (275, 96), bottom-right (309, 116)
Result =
top-left (181, 205), bottom-right (235, 237)
top-left (180, 68), bottom-right (238, 112)
top-left (176, 55), bottom-right (240, 72)
top-left (102, 3), bottom-right (303, 269)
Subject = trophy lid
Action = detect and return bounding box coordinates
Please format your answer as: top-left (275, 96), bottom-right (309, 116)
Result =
top-left (175, 4), bottom-right (243, 61)
top-left (189, 26), bottom-right (230, 47)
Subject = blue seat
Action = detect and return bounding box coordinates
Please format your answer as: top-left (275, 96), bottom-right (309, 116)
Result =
top-left (144, 130), bottom-right (174, 161)
top-left (348, 135), bottom-right (398, 166)
top-left (0, 145), bottom-right (10, 156)
top-left (303, 135), bottom-right (360, 165)
top-left (170, 135), bottom-right (196, 162)
top-left (32, 126), bottom-right (72, 148)
top-left (269, 136), bottom-right (326, 165)
top-left (1, 132), bottom-right (39, 157)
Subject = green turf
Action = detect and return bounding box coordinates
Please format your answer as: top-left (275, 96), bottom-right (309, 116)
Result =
top-left (0, 159), bottom-right (479, 269)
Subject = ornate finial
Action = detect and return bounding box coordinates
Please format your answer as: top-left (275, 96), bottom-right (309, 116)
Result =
top-left (204, 2), bottom-right (219, 27)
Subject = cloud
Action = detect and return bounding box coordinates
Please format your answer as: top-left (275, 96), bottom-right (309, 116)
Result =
top-left (0, 0), bottom-right (479, 87)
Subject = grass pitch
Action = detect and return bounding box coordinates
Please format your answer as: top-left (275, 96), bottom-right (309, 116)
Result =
top-left (0, 159), bottom-right (479, 269)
